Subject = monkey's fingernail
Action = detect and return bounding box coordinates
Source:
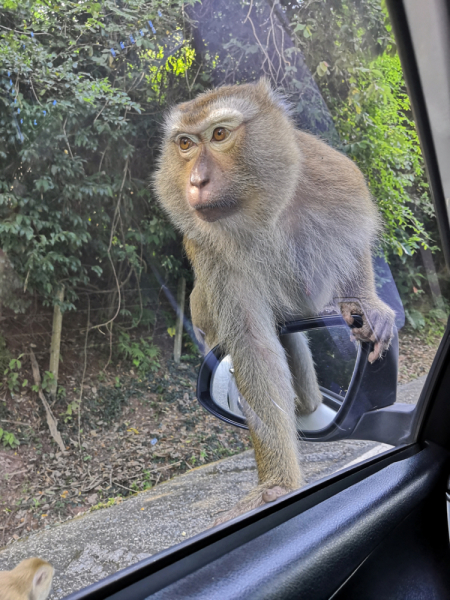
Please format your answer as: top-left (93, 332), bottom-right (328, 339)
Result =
top-left (262, 489), bottom-right (277, 503)
top-left (368, 352), bottom-right (378, 363)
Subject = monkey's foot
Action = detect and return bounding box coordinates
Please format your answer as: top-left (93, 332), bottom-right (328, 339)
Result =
top-left (295, 389), bottom-right (322, 416)
top-left (340, 301), bottom-right (395, 363)
top-left (212, 484), bottom-right (293, 526)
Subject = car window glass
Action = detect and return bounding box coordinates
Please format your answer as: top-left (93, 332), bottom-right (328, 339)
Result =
top-left (0, 1), bottom-right (447, 597)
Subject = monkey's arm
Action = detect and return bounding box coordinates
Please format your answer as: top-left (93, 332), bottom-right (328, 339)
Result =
top-left (185, 237), bottom-right (219, 355)
top-left (338, 250), bottom-right (395, 363)
top-left (190, 282), bottom-right (217, 355)
top-left (211, 286), bottom-right (302, 524)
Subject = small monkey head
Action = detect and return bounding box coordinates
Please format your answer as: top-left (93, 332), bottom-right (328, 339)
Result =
top-left (154, 79), bottom-right (302, 236)
top-left (0, 557), bottom-right (54, 600)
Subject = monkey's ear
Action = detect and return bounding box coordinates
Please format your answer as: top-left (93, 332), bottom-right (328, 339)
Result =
top-left (256, 76), bottom-right (273, 93)
top-left (256, 77), bottom-right (292, 116)
top-left (32, 565), bottom-right (53, 595)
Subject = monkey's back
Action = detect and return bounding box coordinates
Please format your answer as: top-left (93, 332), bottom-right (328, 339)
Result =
top-left (275, 130), bottom-right (381, 309)
top-left (295, 131), bottom-right (374, 209)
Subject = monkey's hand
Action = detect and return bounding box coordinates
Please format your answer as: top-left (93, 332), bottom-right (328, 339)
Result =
top-left (339, 300), bottom-right (395, 363)
top-left (213, 484), bottom-right (293, 526)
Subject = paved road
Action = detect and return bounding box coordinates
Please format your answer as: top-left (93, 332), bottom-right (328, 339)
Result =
top-left (0, 376), bottom-right (427, 599)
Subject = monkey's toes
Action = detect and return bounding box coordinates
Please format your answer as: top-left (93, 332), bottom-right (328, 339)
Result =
top-left (212, 485), bottom-right (292, 526)
top-left (262, 485), bottom-right (289, 503)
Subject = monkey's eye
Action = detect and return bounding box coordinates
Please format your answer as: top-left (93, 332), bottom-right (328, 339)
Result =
top-left (179, 137), bottom-right (193, 151)
top-left (212, 127), bottom-right (228, 142)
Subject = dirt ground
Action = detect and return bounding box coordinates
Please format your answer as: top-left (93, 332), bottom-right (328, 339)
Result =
top-left (0, 325), bottom-right (441, 549)
top-left (397, 329), bottom-right (442, 384)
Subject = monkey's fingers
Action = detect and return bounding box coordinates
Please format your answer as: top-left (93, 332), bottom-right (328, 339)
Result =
top-left (347, 316), bottom-right (393, 364)
top-left (340, 302), bottom-right (374, 338)
top-left (349, 320), bottom-right (376, 343)
top-left (367, 319), bottom-right (393, 362)
top-left (369, 313), bottom-right (394, 360)
top-left (340, 303), bottom-right (356, 326)
top-left (369, 342), bottom-right (382, 363)
top-left (340, 301), bottom-right (395, 362)
top-left (368, 337), bottom-right (391, 363)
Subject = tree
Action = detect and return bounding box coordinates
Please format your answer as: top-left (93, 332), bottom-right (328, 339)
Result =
top-left (0, 0), bottom-right (194, 315)
top-left (0, 0), bottom-right (443, 324)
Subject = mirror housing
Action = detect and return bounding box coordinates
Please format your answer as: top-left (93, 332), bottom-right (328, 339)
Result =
top-left (197, 315), bottom-right (413, 445)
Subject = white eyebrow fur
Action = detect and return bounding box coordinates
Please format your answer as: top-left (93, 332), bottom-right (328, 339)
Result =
top-left (170, 107), bottom-right (244, 136)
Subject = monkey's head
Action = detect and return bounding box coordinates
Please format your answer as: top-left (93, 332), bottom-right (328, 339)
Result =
top-left (154, 79), bottom-right (302, 236)
top-left (0, 557), bottom-right (54, 600)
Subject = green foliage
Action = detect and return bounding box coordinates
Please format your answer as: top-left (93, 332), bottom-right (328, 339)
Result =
top-left (2, 354), bottom-right (23, 393)
top-left (181, 333), bottom-right (202, 361)
top-left (41, 371), bottom-right (55, 391)
top-left (91, 496), bottom-right (123, 511)
top-left (30, 369), bottom-right (54, 393)
top-left (0, 427), bottom-right (20, 448)
top-left (0, 0), bottom-right (445, 332)
top-left (404, 305), bottom-right (448, 344)
top-left (404, 308), bottom-right (426, 331)
top-left (0, 335), bottom-right (12, 374)
top-left (141, 469), bottom-right (153, 490)
top-left (64, 398), bottom-right (79, 423)
top-left (0, 0), bottom-right (193, 312)
top-left (333, 53), bottom-right (432, 257)
top-left (117, 331), bottom-right (160, 375)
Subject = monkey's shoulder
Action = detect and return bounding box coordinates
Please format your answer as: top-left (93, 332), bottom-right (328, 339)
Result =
top-left (295, 130), bottom-right (361, 171)
top-left (295, 130), bottom-right (369, 195)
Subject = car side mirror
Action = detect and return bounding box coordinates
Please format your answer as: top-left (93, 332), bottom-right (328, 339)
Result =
top-left (197, 314), bottom-right (415, 446)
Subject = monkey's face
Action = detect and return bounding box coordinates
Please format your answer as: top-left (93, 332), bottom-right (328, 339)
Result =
top-left (175, 115), bottom-right (246, 223)
top-left (154, 79), bottom-right (302, 233)
top-left (166, 106), bottom-right (256, 225)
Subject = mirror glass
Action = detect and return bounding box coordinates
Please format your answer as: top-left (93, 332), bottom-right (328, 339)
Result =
top-left (302, 326), bottom-right (359, 397)
top-left (210, 324), bottom-right (360, 432)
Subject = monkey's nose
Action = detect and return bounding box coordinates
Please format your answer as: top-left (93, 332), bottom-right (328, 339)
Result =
top-left (190, 172), bottom-right (210, 188)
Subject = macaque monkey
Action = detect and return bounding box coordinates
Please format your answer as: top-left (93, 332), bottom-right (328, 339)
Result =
top-left (0, 557), bottom-right (54, 600)
top-left (154, 78), bottom-right (395, 523)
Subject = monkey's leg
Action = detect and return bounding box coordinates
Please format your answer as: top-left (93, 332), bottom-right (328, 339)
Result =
top-left (213, 311), bottom-right (302, 525)
top-left (281, 332), bottom-right (322, 415)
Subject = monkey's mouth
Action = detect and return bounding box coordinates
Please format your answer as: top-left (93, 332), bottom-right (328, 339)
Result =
top-left (192, 199), bottom-right (238, 222)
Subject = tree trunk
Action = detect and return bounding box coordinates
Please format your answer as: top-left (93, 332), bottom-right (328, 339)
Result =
top-left (49, 286), bottom-right (65, 398)
top-left (174, 277), bottom-right (186, 364)
top-left (420, 247), bottom-right (445, 311)
top-left (0, 249), bottom-right (6, 319)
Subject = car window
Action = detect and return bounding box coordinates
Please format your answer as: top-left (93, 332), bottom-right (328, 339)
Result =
top-left (0, 0), bottom-right (447, 597)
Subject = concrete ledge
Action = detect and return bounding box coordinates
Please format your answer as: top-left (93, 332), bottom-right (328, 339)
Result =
top-left (0, 451), bottom-right (258, 598)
